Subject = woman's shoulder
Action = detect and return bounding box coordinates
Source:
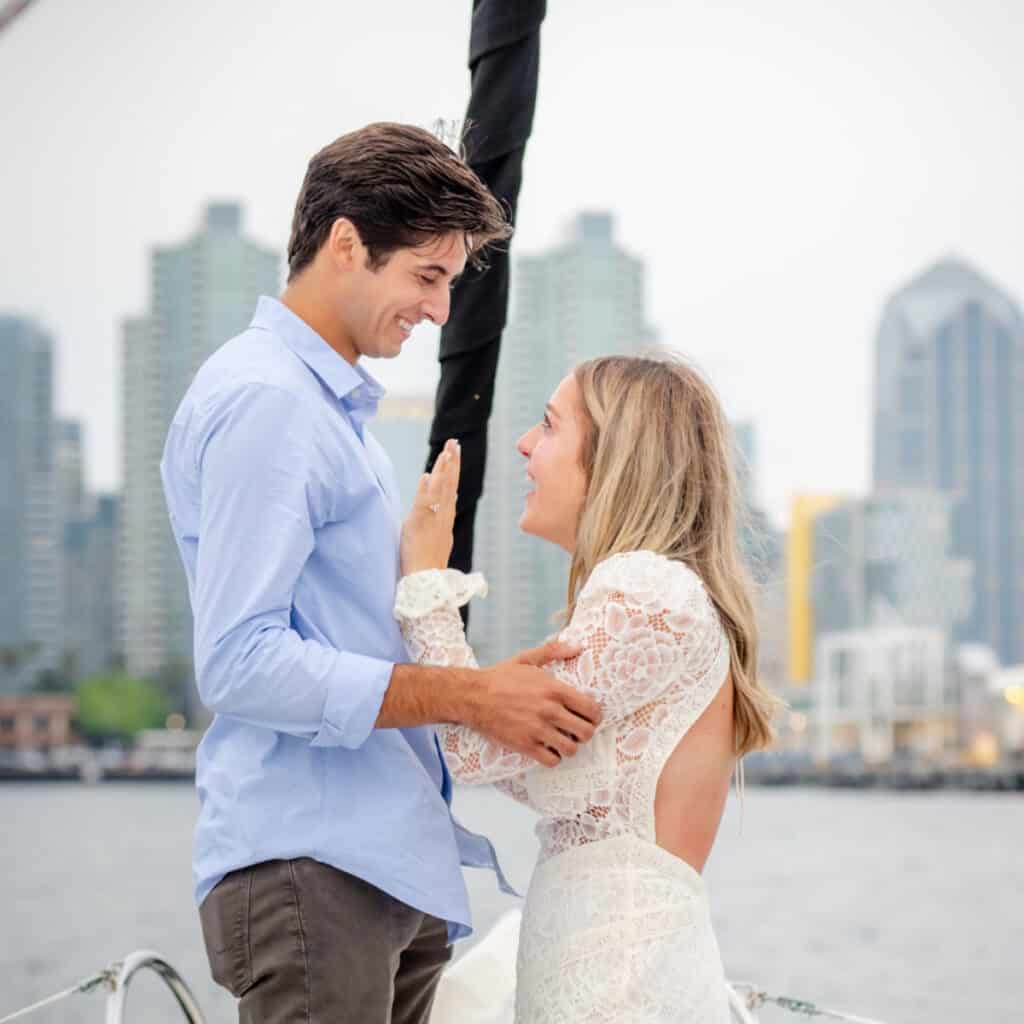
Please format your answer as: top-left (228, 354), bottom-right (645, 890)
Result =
top-left (581, 550), bottom-right (710, 611)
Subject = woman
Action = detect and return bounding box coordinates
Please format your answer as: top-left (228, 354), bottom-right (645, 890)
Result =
top-left (396, 355), bottom-right (777, 1023)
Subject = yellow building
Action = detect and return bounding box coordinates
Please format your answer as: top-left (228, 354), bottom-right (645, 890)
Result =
top-left (787, 494), bottom-right (845, 683)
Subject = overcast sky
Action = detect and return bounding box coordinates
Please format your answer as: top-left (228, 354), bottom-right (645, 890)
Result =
top-left (1, 0), bottom-right (1021, 527)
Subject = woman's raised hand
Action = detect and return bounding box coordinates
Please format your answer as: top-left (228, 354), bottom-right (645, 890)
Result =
top-left (399, 438), bottom-right (461, 576)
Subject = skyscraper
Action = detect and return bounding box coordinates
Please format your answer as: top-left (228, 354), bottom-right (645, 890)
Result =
top-left (471, 213), bottom-right (657, 660)
top-left (872, 258), bottom-right (1024, 663)
top-left (120, 203), bottom-right (279, 681)
top-left (0, 316), bottom-right (59, 692)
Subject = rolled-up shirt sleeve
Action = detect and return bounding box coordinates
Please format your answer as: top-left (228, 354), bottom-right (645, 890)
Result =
top-left (189, 383), bottom-right (393, 748)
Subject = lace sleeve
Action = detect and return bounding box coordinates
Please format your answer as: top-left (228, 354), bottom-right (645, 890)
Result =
top-left (549, 551), bottom-right (729, 723)
top-left (394, 569), bottom-right (487, 669)
top-left (394, 570), bottom-right (533, 786)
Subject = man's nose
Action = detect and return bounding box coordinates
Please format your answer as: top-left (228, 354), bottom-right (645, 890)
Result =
top-left (422, 288), bottom-right (451, 328)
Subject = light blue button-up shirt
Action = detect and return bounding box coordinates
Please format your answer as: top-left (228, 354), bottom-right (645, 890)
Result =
top-left (160, 296), bottom-right (510, 942)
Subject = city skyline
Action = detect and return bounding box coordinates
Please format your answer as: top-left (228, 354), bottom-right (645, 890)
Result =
top-left (1, 203), bottom-right (1020, 775)
top-left (3, 1), bottom-right (1022, 529)
top-left (7, 206), bottom-right (1019, 534)
top-left (2, 228), bottom-right (1018, 542)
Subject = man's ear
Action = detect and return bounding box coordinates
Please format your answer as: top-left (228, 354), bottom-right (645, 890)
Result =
top-left (327, 217), bottom-right (362, 272)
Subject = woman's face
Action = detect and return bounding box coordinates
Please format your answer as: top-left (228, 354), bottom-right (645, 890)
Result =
top-left (517, 373), bottom-right (589, 552)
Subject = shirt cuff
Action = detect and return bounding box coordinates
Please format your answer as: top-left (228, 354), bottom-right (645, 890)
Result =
top-left (311, 652), bottom-right (395, 749)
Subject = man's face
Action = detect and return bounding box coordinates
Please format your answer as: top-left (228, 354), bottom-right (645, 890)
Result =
top-left (342, 232), bottom-right (467, 360)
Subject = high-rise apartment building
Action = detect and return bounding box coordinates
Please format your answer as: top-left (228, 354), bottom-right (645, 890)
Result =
top-left (872, 258), bottom-right (1024, 663)
top-left (120, 203), bottom-right (279, 680)
top-left (0, 316), bottom-right (59, 691)
top-left (471, 213), bottom-right (657, 660)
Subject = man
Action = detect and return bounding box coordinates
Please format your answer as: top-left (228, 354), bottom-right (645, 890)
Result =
top-left (160, 123), bottom-right (601, 1023)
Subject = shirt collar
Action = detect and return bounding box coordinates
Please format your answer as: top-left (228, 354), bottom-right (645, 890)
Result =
top-left (251, 296), bottom-right (386, 415)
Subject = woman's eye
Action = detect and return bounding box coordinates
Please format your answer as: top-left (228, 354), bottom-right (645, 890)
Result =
top-left (541, 416), bottom-right (552, 431)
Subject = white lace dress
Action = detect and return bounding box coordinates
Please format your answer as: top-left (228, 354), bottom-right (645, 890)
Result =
top-left (395, 550), bottom-right (732, 1024)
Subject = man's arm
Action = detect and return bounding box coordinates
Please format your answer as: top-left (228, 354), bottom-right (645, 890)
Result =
top-left (187, 383), bottom-right (393, 748)
top-left (380, 657), bottom-right (601, 766)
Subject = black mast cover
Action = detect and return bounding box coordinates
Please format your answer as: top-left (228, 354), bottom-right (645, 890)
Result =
top-left (428, 0), bottom-right (546, 588)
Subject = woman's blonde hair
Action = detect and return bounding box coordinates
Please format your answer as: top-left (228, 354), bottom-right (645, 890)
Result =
top-left (568, 354), bottom-right (778, 756)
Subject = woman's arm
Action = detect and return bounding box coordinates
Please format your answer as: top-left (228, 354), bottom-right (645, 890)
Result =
top-left (395, 569), bottom-right (565, 785)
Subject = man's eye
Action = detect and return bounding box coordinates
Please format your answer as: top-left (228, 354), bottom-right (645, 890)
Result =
top-left (420, 275), bottom-right (438, 286)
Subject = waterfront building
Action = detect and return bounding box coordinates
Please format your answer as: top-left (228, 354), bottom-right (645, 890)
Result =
top-left (0, 694), bottom-right (77, 754)
top-left (872, 258), bottom-right (1024, 663)
top-left (990, 663), bottom-right (1024, 757)
top-left (0, 316), bottom-right (60, 692)
top-left (812, 626), bottom-right (956, 764)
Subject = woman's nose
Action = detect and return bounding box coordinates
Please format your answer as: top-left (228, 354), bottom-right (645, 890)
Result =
top-left (517, 428), bottom-right (534, 457)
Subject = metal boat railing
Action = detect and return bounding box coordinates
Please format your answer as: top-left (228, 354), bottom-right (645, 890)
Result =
top-left (0, 951), bottom-right (205, 1024)
top-left (0, 952), bottom-right (890, 1024)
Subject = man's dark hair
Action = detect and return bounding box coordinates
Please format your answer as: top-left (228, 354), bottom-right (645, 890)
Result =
top-left (287, 122), bottom-right (512, 281)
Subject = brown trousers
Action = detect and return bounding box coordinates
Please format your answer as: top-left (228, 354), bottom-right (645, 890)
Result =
top-left (199, 858), bottom-right (452, 1024)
